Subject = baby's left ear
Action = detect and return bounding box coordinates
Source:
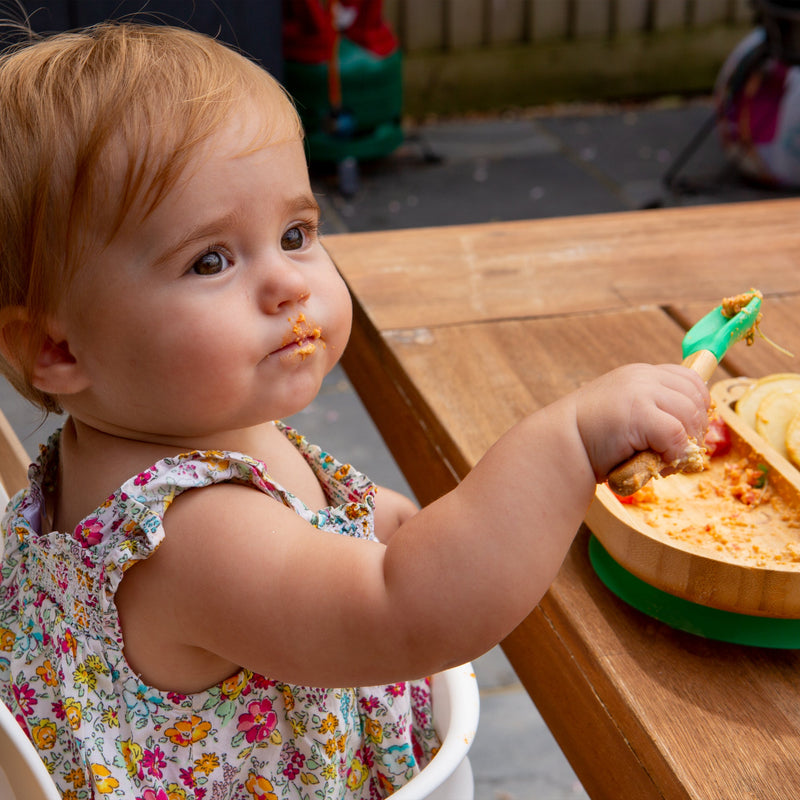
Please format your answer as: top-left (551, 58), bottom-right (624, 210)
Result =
top-left (0, 308), bottom-right (90, 396)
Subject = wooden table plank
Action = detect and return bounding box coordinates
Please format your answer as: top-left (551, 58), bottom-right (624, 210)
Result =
top-left (324, 199), bottom-right (800, 330)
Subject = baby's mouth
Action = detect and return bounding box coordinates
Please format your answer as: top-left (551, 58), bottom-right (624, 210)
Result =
top-left (277, 313), bottom-right (323, 360)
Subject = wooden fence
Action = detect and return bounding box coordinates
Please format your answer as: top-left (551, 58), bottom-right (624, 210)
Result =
top-left (383, 0), bottom-right (753, 50)
top-left (378, 0), bottom-right (758, 116)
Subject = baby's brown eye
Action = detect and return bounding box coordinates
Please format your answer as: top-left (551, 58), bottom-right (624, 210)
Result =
top-left (281, 227), bottom-right (304, 251)
top-left (192, 250), bottom-right (230, 275)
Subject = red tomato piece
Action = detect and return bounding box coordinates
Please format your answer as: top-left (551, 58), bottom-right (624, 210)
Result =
top-left (613, 491), bottom-right (636, 504)
top-left (704, 416), bottom-right (732, 457)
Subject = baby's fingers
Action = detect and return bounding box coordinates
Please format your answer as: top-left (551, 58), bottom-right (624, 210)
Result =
top-left (652, 365), bottom-right (710, 444)
top-left (645, 405), bottom-right (702, 468)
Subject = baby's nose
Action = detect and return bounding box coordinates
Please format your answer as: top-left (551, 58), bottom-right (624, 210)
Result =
top-left (257, 261), bottom-right (310, 313)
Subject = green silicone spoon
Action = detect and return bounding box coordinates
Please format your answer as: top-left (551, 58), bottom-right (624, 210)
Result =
top-left (680, 293), bottom-right (762, 379)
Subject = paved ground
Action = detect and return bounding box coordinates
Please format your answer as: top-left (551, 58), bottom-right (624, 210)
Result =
top-left (3, 97), bottom-right (799, 800)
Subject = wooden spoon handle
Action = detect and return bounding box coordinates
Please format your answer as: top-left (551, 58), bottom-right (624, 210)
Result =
top-left (607, 450), bottom-right (664, 496)
top-left (606, 349), bottom-right (718, 496)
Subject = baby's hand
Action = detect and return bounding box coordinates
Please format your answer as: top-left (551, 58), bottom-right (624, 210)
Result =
top-left (574, 363), bottom-right (710, 482)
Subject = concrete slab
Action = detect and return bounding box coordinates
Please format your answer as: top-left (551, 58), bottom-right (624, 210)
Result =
top-left (315, 150), bottom-right (627, 232)
top-left (470, 687), bottom-right (590, 800)
top-left (537, 101), bottom-right (726, 186)
top-left (406, 117), bottom-right (562, 163)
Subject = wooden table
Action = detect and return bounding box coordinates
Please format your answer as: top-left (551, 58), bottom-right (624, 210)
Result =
top-left (323, 198), bottom-right (800, 800)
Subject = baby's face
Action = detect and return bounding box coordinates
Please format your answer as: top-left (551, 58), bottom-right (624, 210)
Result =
top-left (52, 111), bottom-right (353, 442)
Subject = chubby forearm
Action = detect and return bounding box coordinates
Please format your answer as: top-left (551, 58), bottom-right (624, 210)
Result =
top-left (380, 393), bottom-right (595, 671)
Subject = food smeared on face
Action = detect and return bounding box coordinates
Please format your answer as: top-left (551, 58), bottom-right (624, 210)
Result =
top-left (284, 313), bottom-right (323, 360)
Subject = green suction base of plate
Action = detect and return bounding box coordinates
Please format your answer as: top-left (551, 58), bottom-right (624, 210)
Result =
top-left (589, 535), bottom-right (800, 648)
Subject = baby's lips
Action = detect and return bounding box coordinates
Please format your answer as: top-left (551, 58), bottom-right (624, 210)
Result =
top-left (274, 313), bottom-right (325, 360)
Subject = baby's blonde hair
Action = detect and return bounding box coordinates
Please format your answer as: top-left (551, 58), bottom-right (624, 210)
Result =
top-left (0, 21), bottom-right (302, 412)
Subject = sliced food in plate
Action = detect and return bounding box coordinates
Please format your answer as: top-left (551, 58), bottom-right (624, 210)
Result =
top-left (735, 373), bottom-right (800, 429)
top-left (755, 389), bottom-right (800, 459)
top-left (786, 413), bottom-right (800, 470)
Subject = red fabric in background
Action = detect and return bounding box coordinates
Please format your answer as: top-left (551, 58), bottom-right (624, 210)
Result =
top-left (283, 0), bottom-right (397, 63)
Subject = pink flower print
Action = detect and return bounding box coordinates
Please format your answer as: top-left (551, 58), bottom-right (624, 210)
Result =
top-left (386, 682), bottom-right (406, 697)
top-left (12, 682), bottom-right (37, 715)
top-left (179, 767), bottom-right (196, 788)
top-left (14, 713), bottom-right (30, 739)
top-left (359, 695), bottom-right (379, 713)
top-left (57, 629), bottom-right (77, 659)
top-left (141, 745), bottom-right (167, 778)
top-left (281, 746), bottom-right (306, 780)
top-left (411, 682), bottom-right (429, 706)
top-left (412, 733), bottom-right (426, 771)
top-left (137, 789), bottom-right (169, 800)
top-left (237, 698), bottom-right (278, 744)
top-left (360, 746), bottom-right (376, 770)
top-left (254, 473), bottom-right (277, 494)
top-left (75, 517), bottom-right (103, 547)
top-left (250, 675), bottom-right (275, 691)
top-left (134, 469), bottom-right (155, 486)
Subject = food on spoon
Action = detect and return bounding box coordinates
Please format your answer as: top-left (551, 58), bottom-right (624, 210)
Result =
top-left (721, 288), bottom-right (763, 346)
top-left (721, 288), bottom-right (794, 358)
top-left (609, 291), bottom-right (784, 497)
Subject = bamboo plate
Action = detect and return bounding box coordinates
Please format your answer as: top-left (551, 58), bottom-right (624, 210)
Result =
top-left (586, 378), bottom-right (800, 619)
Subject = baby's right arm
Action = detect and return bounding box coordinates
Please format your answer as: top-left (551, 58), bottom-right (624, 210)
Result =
top-left (116, 362), bottom-right (708, 691)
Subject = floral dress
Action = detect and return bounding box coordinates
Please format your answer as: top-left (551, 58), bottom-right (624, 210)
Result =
top-left (0, 423), bottom-right (439, 799)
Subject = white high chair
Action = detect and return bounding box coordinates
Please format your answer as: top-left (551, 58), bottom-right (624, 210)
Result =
top-left (393, 661), bottom-right (480, 799)
top-left (0, 699), bottom-right (61, 799)
top-left (0, 409), bottom-right (480, 799)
